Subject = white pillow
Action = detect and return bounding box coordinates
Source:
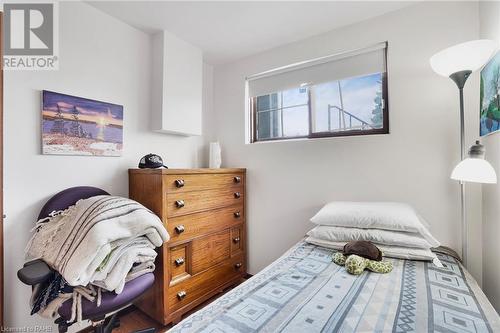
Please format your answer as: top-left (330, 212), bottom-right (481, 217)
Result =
top-left (310, 201), bottom-right (439, 247)
top-left (307, 225), bottom-right (438, 249)
top-left (305, 236), bottom-right (437, 261)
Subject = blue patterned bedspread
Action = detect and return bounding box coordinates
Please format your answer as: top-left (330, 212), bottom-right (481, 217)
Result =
top-left (169, 241), bottom-right (500, 332)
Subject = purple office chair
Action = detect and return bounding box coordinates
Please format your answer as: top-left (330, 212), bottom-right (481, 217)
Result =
top-left (17, 186), bottom-right (156, 333)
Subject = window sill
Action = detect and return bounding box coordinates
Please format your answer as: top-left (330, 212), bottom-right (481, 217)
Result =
top-left (247, 129), bottom-right (390, 145)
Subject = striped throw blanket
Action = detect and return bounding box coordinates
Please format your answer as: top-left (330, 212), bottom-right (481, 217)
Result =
top-left (26, 195), bottom-right (169, 292)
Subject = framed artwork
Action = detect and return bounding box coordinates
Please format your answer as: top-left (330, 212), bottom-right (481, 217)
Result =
top-left (42, 90), bottom-right (123, 156)
top-left (480, 51), bottom-right (500, 136)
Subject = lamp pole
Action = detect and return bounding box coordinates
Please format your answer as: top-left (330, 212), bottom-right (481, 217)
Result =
top-left (449, 69), bottom-right (472, 267)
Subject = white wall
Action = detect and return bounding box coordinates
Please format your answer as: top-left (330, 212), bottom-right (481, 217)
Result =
top-left (3, 2), bottom-right (211, 329)
top-left (3, 0), bottom-right (494, 328)
top-left (479, 1), bottom-right (500, 313)
top-left (213, 1), bottom-right (484, 280)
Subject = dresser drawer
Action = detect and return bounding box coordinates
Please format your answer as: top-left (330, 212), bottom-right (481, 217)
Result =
top-left (164, 173), bottom-right (244, 193)
top-left (191, 230), bottom-right (230, 275)
top-left (168, 244), bottom-right (190, 283)
top-left (167, 188), bottom-right (244, 218)
top-left (167, 205), bottom-right (243, 244)
top-left (167, 254), bottom-right (245, 313)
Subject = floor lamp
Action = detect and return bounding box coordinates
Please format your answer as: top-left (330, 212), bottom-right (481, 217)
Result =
top-left (430, 40), bottom-right (498, 267)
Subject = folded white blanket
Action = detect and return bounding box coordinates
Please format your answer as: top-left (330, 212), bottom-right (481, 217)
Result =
top-left (91, 237), bottom-right (157, 293)
top-left (305, 236), bottom-right (437, 261)
top-left (26, 195), bottom-right (169, 290)
top-left (307, 225), bottom-right (436, 249)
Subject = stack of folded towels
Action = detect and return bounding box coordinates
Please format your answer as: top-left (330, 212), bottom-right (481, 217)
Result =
top-left (25, 195), bottom-right (169, 322)
top-left (305, 201), bottom-right (441, 262)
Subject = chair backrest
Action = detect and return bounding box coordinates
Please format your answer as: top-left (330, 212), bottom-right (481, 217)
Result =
top-left (38, 186), bottom-right (109, 221)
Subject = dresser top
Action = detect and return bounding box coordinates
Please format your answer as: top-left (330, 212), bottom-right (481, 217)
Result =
top-left (129, 168), bottom-right (246, 175)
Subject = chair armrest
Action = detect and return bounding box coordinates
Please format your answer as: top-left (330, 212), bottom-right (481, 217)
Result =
top-left (17, 259), bottom-right (54, 285)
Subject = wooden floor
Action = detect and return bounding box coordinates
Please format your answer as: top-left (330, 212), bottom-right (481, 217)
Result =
top-left (112, 308), bottom-right (164, 332)
top-left (79, 278), bottom-right (247, 332)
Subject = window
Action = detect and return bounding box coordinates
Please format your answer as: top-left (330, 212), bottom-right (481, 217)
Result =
top-left (247, 42), bottom-right (388, 142)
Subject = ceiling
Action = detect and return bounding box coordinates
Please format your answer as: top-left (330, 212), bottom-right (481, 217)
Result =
top-left (88, 1), bottom-right (417, 65)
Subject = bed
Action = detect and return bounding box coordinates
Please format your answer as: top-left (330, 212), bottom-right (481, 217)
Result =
top-left (169, 240), bottom-right (500, 333)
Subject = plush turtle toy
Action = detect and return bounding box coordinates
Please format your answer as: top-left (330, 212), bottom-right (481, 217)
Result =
top-left (332, 241), bottom-right (393, 275)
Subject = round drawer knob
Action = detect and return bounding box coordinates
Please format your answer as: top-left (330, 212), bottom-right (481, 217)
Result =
top-left (175, 200), bottom-right (185, 208)
top-left (174, 179), bottom-right (185, 188)
top-left (234, 176), bottom-right (241, 183)
top-left (233, 237), bottom-right (240, 244)
top-left (174, 225), bottom-right (185, 234)
top-left (174, 257), bottom-right (185, 266)
top-left (234, 211), bottom-right (241, 218)
top-left (234, 192), bottom-right (241, 199)
top-left (177, 290), bottom-right (187, 300)
top-left (234, 263), bottom-right (242, 269)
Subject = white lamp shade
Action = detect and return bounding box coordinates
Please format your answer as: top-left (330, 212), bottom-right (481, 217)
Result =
top-left (451, 158), bottom-right (498, 184)
top-left (430, 39), bottom-right (498, 77)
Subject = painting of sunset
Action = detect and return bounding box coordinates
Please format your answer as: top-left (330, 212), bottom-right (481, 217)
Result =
top-left (42, 90), bottom-right (123, 156)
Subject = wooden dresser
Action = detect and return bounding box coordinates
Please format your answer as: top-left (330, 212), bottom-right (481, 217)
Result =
top-left (128, 168), bottom-right (246, 325)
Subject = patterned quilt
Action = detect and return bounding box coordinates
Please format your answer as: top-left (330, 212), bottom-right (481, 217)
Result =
top-left (169, 241), bottom-right (500, 333)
